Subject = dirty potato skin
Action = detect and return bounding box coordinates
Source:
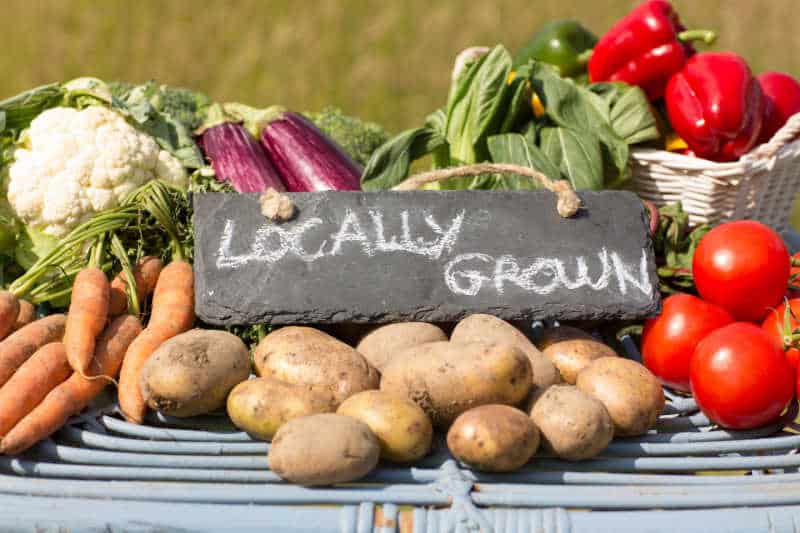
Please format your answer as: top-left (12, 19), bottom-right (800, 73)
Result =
top-left (337, 390), bottom-right (433, 462)
top-left (537, 327), bottom-right (618, 384)
top-left (268, 413), bottom-right (380, 486)
top-left (576, 357), bottom-right (665, 437)
top-left (380, 341), bottom-right (532, 429)
top-left (227, 377), bottom-right (336, 440)
top-left (447, 404), bottom-right (539, 472)
top-left (356, 322), bottom-right (448, 372)
top-left (140, 329), bottom-right (251, 417)
top-left (254, 327), bottom-right (379, 407)
top-left (451, 314), bottom-right (559, 390)
top-left (528, 385), bottom-right (614, 461)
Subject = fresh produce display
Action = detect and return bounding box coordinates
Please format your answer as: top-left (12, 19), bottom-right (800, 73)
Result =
top-left (0, 0), bottom-right (799, 495)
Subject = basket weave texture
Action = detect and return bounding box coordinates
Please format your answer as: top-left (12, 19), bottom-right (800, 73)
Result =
top-left (630, 113), bottom-right (800, 232)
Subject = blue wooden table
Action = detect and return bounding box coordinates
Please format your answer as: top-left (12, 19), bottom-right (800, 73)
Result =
top-left (2, 231), bottom-right (800, 532)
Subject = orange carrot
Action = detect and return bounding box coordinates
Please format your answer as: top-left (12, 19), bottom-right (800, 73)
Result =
top-left (0, 314), bottom-right (66, 388)
top-left (0, 342), bottom-right (70, 436)
top-left (12, 300), bottom-right (36, 332)
top-left (109, 256), bottom-right (164, 317)
top-left (0, 291), bottom-right (20, 342)
top-left (148, 260), bottom-right (195, 334)
top-left (118, 260), bottom-right (194, 423)
top-left (0, 315), bottom-right (142, 455)
top-left (63, 267), bottom-right (110, 375)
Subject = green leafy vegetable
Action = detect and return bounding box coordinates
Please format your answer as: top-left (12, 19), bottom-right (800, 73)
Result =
top-left (530, 63), bottom-right (630, 188)
top-left (361, 125), bottom-right (446, 191)
top-left (109, 81), bottom-right (212, 132)
top-left (487, 133), bottom-right (560, 188)
top-left (188, 167), bottom-right (235, 194)
top-left (445, 45), bottom-right (515, 164)
top-left (113, 83), bottom-right (205, 169)
top-left (539, 126), bottom-right (603, 190)
top-left (0, 83), bottom-right (65, 135)
top-left (652, 202), bottom-right (711, 294)
top-left (14, 227), bottom-right (58, 271)
top-left (588, 82), bottom-right (660, 145)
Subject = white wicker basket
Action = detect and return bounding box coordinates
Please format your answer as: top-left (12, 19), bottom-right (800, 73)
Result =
top-left (630, 113), bottom-right (800, 232)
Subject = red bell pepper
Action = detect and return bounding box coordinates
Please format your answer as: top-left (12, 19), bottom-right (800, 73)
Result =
top-left (757, 72), bottom-right (800, 144)
top-left (588, 0), bottom-right (716, 101)
top-left (665, 52), bottom-right (764, 162)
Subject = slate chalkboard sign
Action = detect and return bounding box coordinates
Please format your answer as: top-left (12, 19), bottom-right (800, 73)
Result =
top-left (193, 191), bottom-right (660, 325)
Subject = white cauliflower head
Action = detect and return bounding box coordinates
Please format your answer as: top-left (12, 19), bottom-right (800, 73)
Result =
top-left (6, 105), bottom-right (188, 237)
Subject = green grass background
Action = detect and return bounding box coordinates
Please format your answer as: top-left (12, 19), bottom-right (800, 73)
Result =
top-left (3, 0), bottom-right (798, 133)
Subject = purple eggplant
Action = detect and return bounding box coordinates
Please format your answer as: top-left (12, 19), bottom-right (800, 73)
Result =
top-left (197, 105), bottom-right (285, 193)
top-left (258, 110), bottom-right (362, 192)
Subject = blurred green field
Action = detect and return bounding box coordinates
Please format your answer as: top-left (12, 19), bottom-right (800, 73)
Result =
top-left (3, 0), bottom-right (799, 133)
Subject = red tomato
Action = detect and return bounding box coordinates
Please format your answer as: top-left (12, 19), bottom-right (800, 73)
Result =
top-left (693, 221), bottom-right (790, 322)
top-left (761, 299), bottom-right (800, 370)
top-left (690, 323), bottom-right (794, 429)
top-left (642, 294), bottom-right (733, 392)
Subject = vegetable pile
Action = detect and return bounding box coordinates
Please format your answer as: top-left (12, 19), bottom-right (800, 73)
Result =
top-left (0, 0), bottom-right (799, 489)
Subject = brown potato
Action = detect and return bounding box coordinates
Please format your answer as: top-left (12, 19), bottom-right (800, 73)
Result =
top-left (356, 322), bottom-right (447, 372)
top-left (337, 390), bottom-right (432, 462)
top-left (268, 413), bottom-right (380, 486)
top-left (227, 377), bottom-right (336, 440)
top-left (529, 385), bottom-right (614, 461)
top-left (380, 341), bottom-right (531, 429)
top-left (447, 404), bottom-right (539, 472)
top-left (576, 357), bottom-right (665, 437)
top-left (140, 329), bottom-right (251, 417)
top-left (254, 326), bottom-right (379, 407)
top-left (537, 327), bottom-right (618, 384)
top-left (451, 314), bottom-right (559, 390)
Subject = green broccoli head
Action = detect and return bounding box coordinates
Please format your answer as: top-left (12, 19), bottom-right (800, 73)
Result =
top-left (304, 106), bottom-right (389, 166)
top-left (109, 81), bottom-right (212, 132)
top-left (154, 85), bottom-right (213, 132)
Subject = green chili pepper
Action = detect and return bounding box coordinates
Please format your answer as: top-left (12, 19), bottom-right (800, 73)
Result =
top-left (513, 20), bottom-right (597, 78)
